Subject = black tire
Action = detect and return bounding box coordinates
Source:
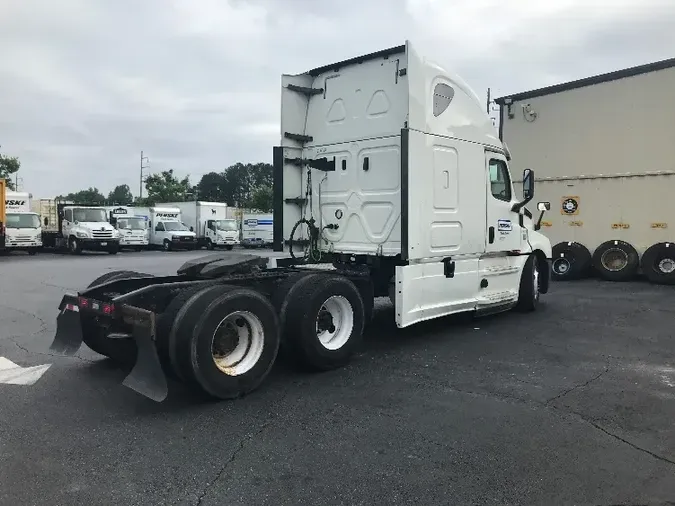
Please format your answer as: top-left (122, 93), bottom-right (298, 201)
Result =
top-left (28, 250), bottom-right (37, 256)
top-left (155, 285), bottom-right (208, 379)
top-left (225, 245), bottom-right (233, 251)
top-left (81, 270), bottom-right (154, 363)
top-left (592, 240), bottom-right (639, 282)
top-left (551, 242), bottom-right (591, 280)
top-left (69, 237), bottom-right (82, 255)
top-left (641, 242), bottom-right (675, 285)
top-left (516, 254), bottom-right (540, 312)
top-left (169, 285), bottom-right (280, 399)
top-left (108, 244), bottom-right (119, 255)
top-left (206, 240), bottom-right (214, 251)
top-left (283, 274), bottom-right (365, 371)
top-left (163, 239), bottom-right (172, 252)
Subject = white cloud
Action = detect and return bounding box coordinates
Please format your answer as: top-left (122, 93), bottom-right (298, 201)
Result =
top-left (0, 0), bottom-right (673, 197)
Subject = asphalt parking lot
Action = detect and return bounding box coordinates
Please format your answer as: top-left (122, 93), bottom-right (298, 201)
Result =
top-left (1, 249), bottom-right (675, 506)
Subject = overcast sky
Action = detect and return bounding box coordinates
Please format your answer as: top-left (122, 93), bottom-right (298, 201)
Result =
top-left (1, 0), bottom-right (673, 198)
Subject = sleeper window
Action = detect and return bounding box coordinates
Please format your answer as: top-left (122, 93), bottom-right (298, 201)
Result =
top-left (432, 83), bottom-right (455, 117)
top-left (489, 159), bottom-right (512, 202)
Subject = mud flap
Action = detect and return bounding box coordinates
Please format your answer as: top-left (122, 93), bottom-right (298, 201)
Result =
top-left (120, 307), bottom-right (168, 402)
top-left (50, 294), bottom-right (84, 355)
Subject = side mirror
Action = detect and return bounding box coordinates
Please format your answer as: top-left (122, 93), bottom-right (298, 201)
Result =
top-left (44, 217), bottom-right (49, 226)
top-left (522, 168), bottom-right (534, 200)
top-left (537, 202), bottom-right (551, 212)
top-left (189, 226), bottom-right (194, 232)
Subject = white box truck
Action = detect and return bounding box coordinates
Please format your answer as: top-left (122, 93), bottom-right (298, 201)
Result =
top-left (50, 41), bottom-right (552, 403)
top-left (3, 191), bottom-right (42, 255)
top-left (495, 57), bottom-right (675, 284)
top-left (241, 213), bottom-right (273, 248)
top-left (132, 206), bottom-right (197, 251)
top-left (39, 201), bottom-right (121, 254)
top-left (105, 206), bottom-right (149, 251)
top-left (164, 201), bottom-right (239, 250)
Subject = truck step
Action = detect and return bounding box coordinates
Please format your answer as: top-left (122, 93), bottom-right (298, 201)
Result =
top-left (284, 132), bottom-right (313, 143)
top-left (286, 84), bottom-right (324, 96)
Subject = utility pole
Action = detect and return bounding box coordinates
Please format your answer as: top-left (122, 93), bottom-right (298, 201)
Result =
top-left (139, 151), bottom-right (149, 201)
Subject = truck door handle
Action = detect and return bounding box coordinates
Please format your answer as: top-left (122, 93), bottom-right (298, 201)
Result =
top-left (489, 226), bottom-right (495, 244)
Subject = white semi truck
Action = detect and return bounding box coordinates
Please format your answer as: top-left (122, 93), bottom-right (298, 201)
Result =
top-left (164, 201), bottom-right (239, 250)
top-left (105, 206), bottom-right (149, 251)
top-left (3, 191), bottom-right (42, 255)
top-left (241, 213), bottom-right (273, 248)
top-left (132, 206), bottom-right (197, 251)
top-left (50, 41), bottom-right (552, 403)
top-left (39, 201), bottom-right (121, 254)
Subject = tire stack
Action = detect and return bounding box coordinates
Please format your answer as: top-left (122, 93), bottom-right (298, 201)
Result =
top-left (551, 239), bottom-right (675, 285)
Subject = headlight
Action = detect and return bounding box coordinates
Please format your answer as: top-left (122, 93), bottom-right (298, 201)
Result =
top-left (76, 231), bottom-right (89, 238)
top-left (172, 235), bottom-right (179, 241)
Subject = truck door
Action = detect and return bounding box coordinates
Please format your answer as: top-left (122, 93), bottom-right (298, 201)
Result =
top-left (154, 221), bottom-right (166, 244)
top-left (485, 154), bottom-right (523, 254)
top-left (62, 208), bottom-right (74, 237)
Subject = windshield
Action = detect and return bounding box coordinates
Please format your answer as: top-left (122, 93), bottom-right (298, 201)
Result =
top-left (215, 220), bottom-right (237, 231)
top-left (164, 221), bottom-right (188, 231)
top-left (6, 213), bottom-right (40, 229)
top-left (117, 217), bottom-right (146, 230)
top-left (73, 208), bottom-right (107, 222)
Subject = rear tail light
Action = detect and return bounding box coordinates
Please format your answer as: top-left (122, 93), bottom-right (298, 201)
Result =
top-left (78, 297), bottom-right (89, 308)
top-left (102, 303), bottom-right (115, 315)
top-left (65, 303), bottom-right (79, 312)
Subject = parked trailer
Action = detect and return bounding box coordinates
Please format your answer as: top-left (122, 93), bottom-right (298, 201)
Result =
top-left (164, 201), bottom-right (239, 250)
top-left (4, 191), bottom-right (42, 254)
top-left (49, 41), bottom-right (552, 402)
top-left (241, 213), bottom-right (273, 248)
top-left (496, 57), bottom-right (675, 284)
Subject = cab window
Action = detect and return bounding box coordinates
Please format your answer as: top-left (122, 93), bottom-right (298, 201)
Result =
top-left (64, 208), bottom-right (73, 222)
top-left (489, 159), bottom-right (512, 202)
top-left (155, 222), bottom-right (165, 232)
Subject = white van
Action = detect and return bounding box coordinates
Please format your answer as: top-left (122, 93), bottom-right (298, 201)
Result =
top-left (4, 191), bottom-right (42, 254)
top-left (135, 207), bottom-right (197, 251)
top-left (105, 206), bottom-right (149, 251)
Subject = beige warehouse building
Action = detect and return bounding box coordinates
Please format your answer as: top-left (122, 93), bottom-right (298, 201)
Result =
top-left (496, 57), bottom-right (675, 284)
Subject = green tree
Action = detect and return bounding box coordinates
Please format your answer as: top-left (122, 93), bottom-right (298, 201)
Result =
top-left (144, 170), bottom-right (192, 204)
top-left (221, 162), bottom-right (272, 207)
top-left (57, 187), bottom-right (106, 204)
top-left (108, 184), bottom-right (133, 205)
top-left (196, 172), bottom-right (227, 202)
top-left (0, 146), bottom-right (21, 191)
top-left (249, 186), bottom-right (273, 212)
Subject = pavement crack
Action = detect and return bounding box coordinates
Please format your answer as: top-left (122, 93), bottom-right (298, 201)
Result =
top-left (6, 336), bottom-right (95, 364)
top-left (545, 366), bottom-right (610, 405)
top-left (584, 418), bottom-right (675, 468)
top-left (194, 389), bottom-right (290, 506)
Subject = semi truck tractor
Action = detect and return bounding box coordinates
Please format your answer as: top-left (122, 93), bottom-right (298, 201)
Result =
top-left (132, 206), bottom-right (197, 251)
top-left (495, 57), bottom-right (675, 284)
top-left (40, 201), bottom-right (121, 254)
top-left (105, 206), bottom-right (149, 251)
top-left (3, 191), bottom-right (42, 254)
top-left (164, 201), bottom-right (239, 250)
top-left (241, 213), bottom-right (273, 248)
top-left (49, 41), bottom-right (552, 403)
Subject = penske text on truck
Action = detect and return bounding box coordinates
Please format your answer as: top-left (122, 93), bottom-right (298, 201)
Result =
top-left (49, 41), bottom-right (552, 403)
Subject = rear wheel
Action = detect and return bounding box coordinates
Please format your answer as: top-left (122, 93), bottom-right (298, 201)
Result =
top-left (282, 274), bottom-right (365, 371)
top-left (551, 242), bottom-right (591, 280)
top-left (168, 285), bottom-right (280, 399)
top-left (592, 240), bottom-right (639, 282)
top-left (81, 270), bottom-right (154, 363)
top-left (206, 240), bottom-right (214, 250)
top-left (641, 242), bottom-right (675, 285)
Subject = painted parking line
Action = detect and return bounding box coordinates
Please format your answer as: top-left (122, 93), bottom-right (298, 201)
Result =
top-left (0, 357), bottom-right (51, 385)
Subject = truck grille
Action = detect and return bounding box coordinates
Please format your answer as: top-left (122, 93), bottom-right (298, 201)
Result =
top-left (12, 236), bottom-right (34, 243)
top-left (92, 230), bottom-right (113, 239)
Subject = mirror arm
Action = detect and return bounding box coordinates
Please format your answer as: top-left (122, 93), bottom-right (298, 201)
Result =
top-left (534, 210), bottom-right (546, 231)
top-left (511, 194), bottom-right (533, 213)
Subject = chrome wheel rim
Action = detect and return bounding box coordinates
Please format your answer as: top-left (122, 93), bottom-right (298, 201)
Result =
top-left (316, 296), bottom-right (354, 351)
top-left (211, 311), bottom-right (265, 376)
top-left (601, 248), bottom-right (628, 272)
